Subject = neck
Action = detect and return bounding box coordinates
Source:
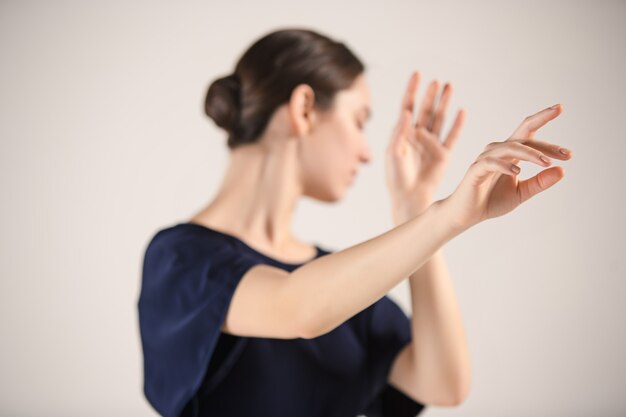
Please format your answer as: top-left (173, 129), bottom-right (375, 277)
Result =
top-left (192, 140), bottom-right (303, 252)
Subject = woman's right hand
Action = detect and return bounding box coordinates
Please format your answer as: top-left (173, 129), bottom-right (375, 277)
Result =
top-left (442, 104), bottom-right (573, 231)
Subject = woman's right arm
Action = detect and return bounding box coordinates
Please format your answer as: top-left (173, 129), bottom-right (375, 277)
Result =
top-left (222, 198), bottom-right (462, 339)
top-left (289, 198), bottom-right (462, 338)
top-left (222, 104), bottom-right (572, 340)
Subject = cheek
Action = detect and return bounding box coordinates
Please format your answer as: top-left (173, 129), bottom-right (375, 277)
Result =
top-left (318, 129), bottom-right (354, 173)
top-left (299, 126), bottom-right (353, 192)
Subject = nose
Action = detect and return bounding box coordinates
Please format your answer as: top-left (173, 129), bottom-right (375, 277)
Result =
top-left (359, 140), bottom-right (373, 164)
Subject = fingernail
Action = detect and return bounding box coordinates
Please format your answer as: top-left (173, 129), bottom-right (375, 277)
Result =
top-left (559, 147), bottom-right (570, 155)
top-left (540, 155), bottom-right (551, 164)
top-left (550, 103), bottom-right (560, 109)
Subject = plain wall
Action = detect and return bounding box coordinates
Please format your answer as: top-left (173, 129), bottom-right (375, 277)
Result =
top-left (1, 0), bottom-right (624, 416)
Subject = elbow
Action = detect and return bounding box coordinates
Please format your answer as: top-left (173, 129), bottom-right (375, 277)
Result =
top-left (426, 372), bottom-right (471, 407)
top-left (446, 389), bottom-right (468, 407)
top-left (443, 379), bottom-right (471, 407)
top-left (443, 359), bottom-right (472, 406)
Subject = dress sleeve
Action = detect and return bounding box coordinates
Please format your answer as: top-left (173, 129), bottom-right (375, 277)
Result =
top-left (363, 296), bottom-right (427, 417)
top-left (137, 237), bottom-right (262, 417)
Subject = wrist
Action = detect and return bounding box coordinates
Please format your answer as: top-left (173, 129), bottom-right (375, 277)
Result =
top-left (403, 199), bottom-right (463, 248)
top-left (436, 195), bottom-right (473, 235)
top-left (392, 196), bottom-right (434, 226)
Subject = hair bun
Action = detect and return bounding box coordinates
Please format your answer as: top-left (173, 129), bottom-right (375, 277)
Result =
top-left (204, 73), bottom-right (241, 133)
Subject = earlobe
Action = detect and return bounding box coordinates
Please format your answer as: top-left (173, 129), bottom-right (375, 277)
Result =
top-left (289, 84), bottom-right (316, 137)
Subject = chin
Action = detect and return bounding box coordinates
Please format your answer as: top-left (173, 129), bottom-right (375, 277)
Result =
top-left (304, 183), bottom-right (346, 203)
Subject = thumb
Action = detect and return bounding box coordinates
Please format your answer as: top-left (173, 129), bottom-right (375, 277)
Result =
top-left (518, 166), bottom-right (565, 204)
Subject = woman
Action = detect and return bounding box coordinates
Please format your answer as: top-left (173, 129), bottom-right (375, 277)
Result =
top-left (137, 28), bottom-right (572, 417)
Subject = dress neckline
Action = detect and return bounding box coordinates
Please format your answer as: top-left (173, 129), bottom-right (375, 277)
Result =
top-left (175, 222), bottom-right (323, 267)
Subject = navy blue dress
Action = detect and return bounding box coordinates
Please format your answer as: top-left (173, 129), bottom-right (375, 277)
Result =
top-left (138, 222), bottom-right (427, 417)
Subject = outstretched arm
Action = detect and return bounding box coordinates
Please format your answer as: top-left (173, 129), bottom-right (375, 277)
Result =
top-left (293, 198), bottom-right (463, 339)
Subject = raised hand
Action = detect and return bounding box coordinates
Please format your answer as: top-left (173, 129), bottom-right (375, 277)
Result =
top-left (443, 104), bottom-right (573, 231)
top-left (385, 71), bottom-right (465, 218)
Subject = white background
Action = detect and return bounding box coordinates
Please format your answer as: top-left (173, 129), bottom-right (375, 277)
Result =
top-left (1, 0), bottom-right (624, 416)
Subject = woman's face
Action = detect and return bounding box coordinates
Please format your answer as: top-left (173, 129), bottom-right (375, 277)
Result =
top-left (299, 73), bottom-right (373, 202)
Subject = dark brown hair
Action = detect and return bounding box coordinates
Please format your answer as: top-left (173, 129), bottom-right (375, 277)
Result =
top-left (204, 28), bottom-right (365, 149)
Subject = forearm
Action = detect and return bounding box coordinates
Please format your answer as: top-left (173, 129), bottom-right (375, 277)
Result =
top-left (395, 201), bottom-right (471, 402)
top-left (291, 197), bottom-right (464, 338)
top-left (408, 249), bottom-right (471, 402)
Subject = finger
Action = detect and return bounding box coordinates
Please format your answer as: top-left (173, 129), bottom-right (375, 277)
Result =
top-left (415, 126), bottom-right (445, 159)
top-left (442, 109), bottom-right (466, 150)
top-left (400, 71), bottom-right (421, 115)
top-left (506, 138), bottom-right (573, 161)
top-left (518, 166), bottom-right (565, 204)
top-left (388, 109), bottom-right (413, 156)
top-left (431, 82), bottom-right (452, 136)
top-left (416, 80), bottom-right (440, 128)
top-left (490, 138), bottom-right (573, 166)
top-left (469, 156), bottom-right (520, 184)
top-left (511, 104), bottom-right (563, 139)
top-left (481, 141), bottom-right (553, 168)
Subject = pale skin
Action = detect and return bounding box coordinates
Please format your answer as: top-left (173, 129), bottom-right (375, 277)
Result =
top-left (189, 71), bottom-right (573, 407)
top-left (385, 73), bottom-right (470, 407)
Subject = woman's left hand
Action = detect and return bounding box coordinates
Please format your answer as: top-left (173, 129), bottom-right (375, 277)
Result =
top-left (385, 71), bottom-right (466, 222)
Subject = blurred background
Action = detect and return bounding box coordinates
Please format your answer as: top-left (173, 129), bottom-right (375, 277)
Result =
top-left (1, 0), bottom-right (624, 416)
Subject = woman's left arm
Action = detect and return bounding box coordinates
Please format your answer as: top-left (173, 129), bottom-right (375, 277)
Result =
top-left (384, 71), bottom-right (470, 406)
top-left (388, 196), bottom-right (471, 407)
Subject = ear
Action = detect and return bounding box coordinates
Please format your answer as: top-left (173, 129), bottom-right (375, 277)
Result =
top-left (288, 84), bottom-right (317, 137)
